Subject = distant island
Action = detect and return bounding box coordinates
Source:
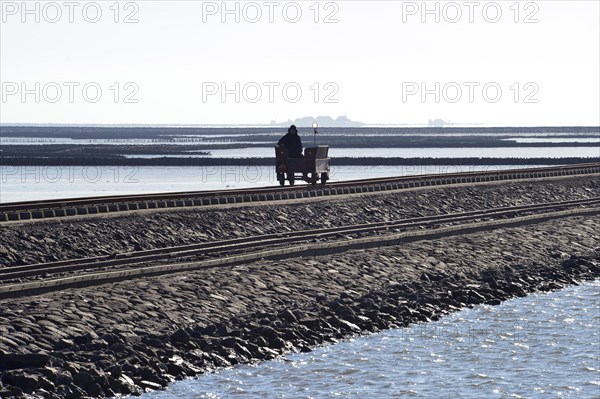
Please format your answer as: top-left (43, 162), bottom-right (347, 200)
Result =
top-left (274, 116), bottom-right (454, 128)
top-left (271, 115), bottom-right (365, 128)
top-left (428, 119), bottom-right (455, 128)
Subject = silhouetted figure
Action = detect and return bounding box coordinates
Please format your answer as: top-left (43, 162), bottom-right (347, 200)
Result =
top-left (278, 125), bottom-right (303, 158)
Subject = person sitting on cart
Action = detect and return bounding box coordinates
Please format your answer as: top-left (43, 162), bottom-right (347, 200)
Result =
top-left (278, 125), bottom-right (303, 158)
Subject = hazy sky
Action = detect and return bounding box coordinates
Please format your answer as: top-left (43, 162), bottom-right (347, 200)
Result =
top-left (1, 0), bottom-right (599, 126)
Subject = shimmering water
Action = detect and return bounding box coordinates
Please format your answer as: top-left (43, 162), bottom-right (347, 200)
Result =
top-left (0, 164), bottom-right (540, 203)
top-left (144, 280), bottom-right (600, 399)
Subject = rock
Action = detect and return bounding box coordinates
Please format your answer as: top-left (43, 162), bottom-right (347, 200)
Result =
top-left (3, 370), bottom-right (53, 394)
top-left (198, 324), bottom-right (217, 336)
top-left (109, 342), bottom-right (130, 354)
top-left (186, 349), bottom-right (206, 364)
top-left (5, 385), bottom-right (24, 397)
top-left (165, 361), bottom-right (185, 377)
top-left (170, 328), bottom-right (190, 344)
top-left (209, 353), bottom-right (231, 368)
top-left (94, 373), bottom-right (111, 391)
top-left (379, 302), bottom-right (398, 315)
top-left (398, 305), bottom-right (419, 318)
top-left (73, 331), bottom-right (99, 345)
top-left (251, 335), bottom-right (269, 348)
top-left (134, 366), bottom-right (164, 387)
top-left (0, 186), bottom-right (598, 399)
top-left (37, 375), bottom-right (56, 391)
top-left (233, 342), bottom-right (254, 360)
top-left (280, 309), bottom-right (297, 323)
top-left (84, 382), bottom-right (103, 397)
top-left (467, 290), bottom-right (487, 304)
top-left (85, 339), bottom-right (109, 350)
top-left (502, 283), bottom-right (527, 297)
top-left (281, 327), bottom-right (303, 342)
top-left (364, 309), bottom-right (380, 322)
top-left (73, 371), bottom-right (95, 389)
top-left (268, 336), bottom-right (287, 349)
top-left (116, 375), bottom-right (139, 395)
top-left (378, 311), bottom-right (398, 323)
top-left (221, 336), bottom-right (244, 348)
top-left (138, 379), bottom-right (163, 391)
top-left (253, 325), bottom-right (278, 340)
top-left (257, 346), bottom-right (280, 360)
top-left (216, 324), bottom-right (231, 336)
top-left (54, 338), bottom-right (75, 351)
top-left (299, 318), bottom-right (320, 330)
top-left (144, 338), bottom-right (165, 348)
top-left (355, 315), bottom-right (375, 332)
top-left (37, 367), bottom-right (72, 386)
top-left (100, 333), bottom-right (120, 346)
top-left (55, 384), bottom-right (72, 398)
top-left (335, 305), bottom-right (357, 323)
top-left (109, 365), bottom-right (122, 378)
top-left (0, 336), bottom-right (20, 350)
top-left (0, 352), bottom-right (50, 370)
top-left (337, 319), bottom-right (361, 333)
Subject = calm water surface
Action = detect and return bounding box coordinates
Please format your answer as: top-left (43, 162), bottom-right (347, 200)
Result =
top-left (0, 164), bottom-right (537, 203)
top-left (143, 280), bottom-right (600, 399)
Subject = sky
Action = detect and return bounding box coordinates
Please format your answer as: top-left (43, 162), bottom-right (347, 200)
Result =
top-left (1, 0), bottom-right (599, 126)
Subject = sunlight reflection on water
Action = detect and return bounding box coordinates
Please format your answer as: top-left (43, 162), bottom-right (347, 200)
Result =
top-left (144, 280), bottom-right (600, 399)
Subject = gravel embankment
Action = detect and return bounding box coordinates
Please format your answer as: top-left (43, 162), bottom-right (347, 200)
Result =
top-left (0, 213), bottom-right (598, 398)
top-left (1, 175), bottom-right (598, 268)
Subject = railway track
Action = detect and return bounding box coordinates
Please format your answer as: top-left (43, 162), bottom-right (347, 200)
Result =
top-left (0, 197), bottom-right (598, 299)
top-left (1, 163), bottom-right (598, 222)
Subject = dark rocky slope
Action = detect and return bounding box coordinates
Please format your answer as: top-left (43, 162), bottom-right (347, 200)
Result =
top-left (0, 215), bottom-right (598, 398)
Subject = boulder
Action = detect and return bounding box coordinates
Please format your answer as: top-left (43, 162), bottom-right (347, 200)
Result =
top-left (3, 370), bottom-right (54, 394)
top-left (0, 352), bottom-right (50, 370)
top-left (54, 339), bottom-right (75, 351)
top-left (280, 309), bottom-right (297, 323)
top-left (170, 328), bottom-right (190, 344)
top-left (73, 371), bottom-right (95, 389)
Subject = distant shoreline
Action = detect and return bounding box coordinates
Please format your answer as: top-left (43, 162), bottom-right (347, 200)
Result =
top-left (2, 125), bottom-right (597, 167)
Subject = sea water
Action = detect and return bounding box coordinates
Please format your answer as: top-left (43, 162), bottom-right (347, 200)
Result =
top-left (144, 280), bottom-right (600, 399)
top-left (1, 164), bottom-right (544, 203)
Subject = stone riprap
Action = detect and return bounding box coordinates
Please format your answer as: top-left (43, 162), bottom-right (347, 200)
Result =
top-left (0, 213), bottom-right (598, 397)
top-left (0, 217), bottom-right (600, 398)
top-left (0, 175), bottom-right (598, 268)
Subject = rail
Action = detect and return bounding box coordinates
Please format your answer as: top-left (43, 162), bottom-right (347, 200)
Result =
top-left (1, 163), bottom-right (598, 222)
top-left (0, 197), bottom-right (597, 299)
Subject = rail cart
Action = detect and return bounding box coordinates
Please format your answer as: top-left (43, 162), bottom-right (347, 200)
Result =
top-left (275, 145), bottom-right (330, 186)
